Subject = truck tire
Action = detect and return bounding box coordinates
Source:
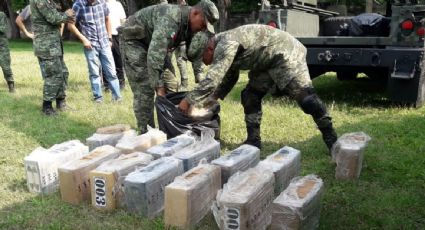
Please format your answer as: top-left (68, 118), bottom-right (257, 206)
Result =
top-left (323, 16), bottom-right (353, 36)
top-left (337, 71), bottom-right (357, 81)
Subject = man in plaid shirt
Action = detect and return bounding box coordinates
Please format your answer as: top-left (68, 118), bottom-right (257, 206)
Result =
top-left (68, 0), bottom-right (122, 102)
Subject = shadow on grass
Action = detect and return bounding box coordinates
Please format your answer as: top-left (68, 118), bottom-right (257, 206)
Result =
top-left (0, 92), bottom-right (96, 147)
top-left (224, 74), bottom-right (396, 109)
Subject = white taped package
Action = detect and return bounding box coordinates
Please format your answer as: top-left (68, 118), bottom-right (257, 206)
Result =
top-left (331, 132), bottom-right (371, 180)
top-left (164, 163), bottom-right (221, 229)
top-left (172, 130), bottom-right (220, 172)
top-left (25, 140), bottom-right (89, 195)
top-left (90, 152), bottom-right (154, 210)
top-left (146, 133), bottom-right (196, 159)
top-left (124, 157), bottom-right (184, 218)
top-left (271, 174), bottom-right (324, 230)
top-left (96, 124), bottom-right (131, 134)
top-left (258, 146), bottom-right (301, 196)
top-left (211, 144), bottom-right (260, 185)
top-left (212, 166), bottom-right (275, 230)
top-left (58, 145), bottom-right (121, 205)
top-left (86, 126), bottom-right (137, 151)
top-left (115, 127), bottom-right (167, 154)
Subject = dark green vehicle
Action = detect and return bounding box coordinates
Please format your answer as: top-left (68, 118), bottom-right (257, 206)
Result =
top-left (258, 0), bottom-right (425, 106)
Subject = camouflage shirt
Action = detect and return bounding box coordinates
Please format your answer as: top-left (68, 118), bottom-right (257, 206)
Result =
top-left (0, 11), bottom-right (7, 37)
top-left (186, 24), bottom-right (307, 105)
top-left (123, 4), bottom-right (191, 88)
top-left (30, 0), bottom-right (73, 58)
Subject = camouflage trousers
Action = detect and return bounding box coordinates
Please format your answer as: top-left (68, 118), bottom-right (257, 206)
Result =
top-left (242, 58), bottom-right (313, 128)
top-left (163, 52), bottom-right (178, 93)
top-left (174, 44), bottom-right (205, 87)
top-left (122, 39), bottom-right (155, 133)
top-left (37, 56), bottom-right (68, 102)
top-left (0, 37), bottom-right (14, 83)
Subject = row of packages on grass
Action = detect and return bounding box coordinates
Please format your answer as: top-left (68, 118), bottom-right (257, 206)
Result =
top-left (24, 124), bottom-right (370, 229)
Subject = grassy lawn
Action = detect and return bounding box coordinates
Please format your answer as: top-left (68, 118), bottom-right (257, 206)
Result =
top-left (0, 40), bottom-right (424, 230)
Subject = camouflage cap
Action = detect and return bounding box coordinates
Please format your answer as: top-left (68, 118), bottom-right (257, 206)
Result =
top-left (188, 31), bottom-right (210, 62)
top-left (195, 0), bottom-right (219, 33)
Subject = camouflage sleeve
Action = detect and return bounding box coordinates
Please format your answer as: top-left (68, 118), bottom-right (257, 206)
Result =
top-left (0, 13), bottom-right (7, 34)
top-left (213, 66), bottom-right (240, 100)
top-left (35, 0), bottom-right (71, 25)
top-left (186, 40), bottom-right (240, 105)
top-left (147, 16), bottom-right (179, 89)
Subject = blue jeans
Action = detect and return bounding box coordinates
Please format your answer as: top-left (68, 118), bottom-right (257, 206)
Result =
top-left (83, 46), bottom-right (121, 100)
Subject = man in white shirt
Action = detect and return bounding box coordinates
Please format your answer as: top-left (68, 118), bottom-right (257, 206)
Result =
top-left (105, 0), bottom-right (126, 90)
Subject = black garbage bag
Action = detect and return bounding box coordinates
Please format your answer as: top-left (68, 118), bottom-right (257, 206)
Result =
top-left (349, 13), bottom-right (390, 37)
top-left (155, 92), bottom-right (220, 139)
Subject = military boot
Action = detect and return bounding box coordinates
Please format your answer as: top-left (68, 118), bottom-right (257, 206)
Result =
top-left (243, 125), bottom-right (262, 149)
top-left (56, 98), bottom-right (67, 111)
top-left (42, 101), bottom-right (57, 116)
top-left (316, 118), bottom-right (338, 152)
top-left (7, 81), bottom-right (14, 93)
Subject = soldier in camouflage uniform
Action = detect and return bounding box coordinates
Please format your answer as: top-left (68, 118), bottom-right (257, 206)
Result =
top-left (181, 25), bottom-right (338, 152)
top-left (0, 11), bottom-right (15, 93)
top-left (119, 0), bottom-right (219, 134)
top-left (30, 0), bottom-right (75, 116)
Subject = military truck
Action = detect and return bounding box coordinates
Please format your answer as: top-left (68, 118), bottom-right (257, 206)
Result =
top-left (258, 0), bottom-right (425, 107)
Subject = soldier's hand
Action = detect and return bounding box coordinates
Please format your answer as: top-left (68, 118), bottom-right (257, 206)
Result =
top-left (178, 99), bottom-right (190, 115)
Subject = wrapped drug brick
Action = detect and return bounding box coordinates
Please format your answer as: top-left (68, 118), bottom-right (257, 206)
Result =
top-left (124, 157), bottom-right (184, 218)
top-left (116, 127), bottom-right (167, 154)
top-left (211, 144), bottom-right (260, 185)
top-left (164, 163), bottom-right (221, 229)
top-left (58, 145), bottom-right (121, 205)
top-left (25, 140), bottom-right (89, 195)
top-left (90, 152), bottom-right (153, 210)
top-left (96, 124), bottom-right (131, 134)
top-left (258, 146), bottom-right (301, 196)
top-left (212, 166), bottom-right (275, 230)
top-left (146, 133), bottom-right (196, 159)
top-left (332, 132), bottom-right (371, 180)
top-left (86, 124), bottom-right (137, 151)
top-left (271, 174), bottom-right (324, 230)
top-left (172, 129), bottom-right (220, 171)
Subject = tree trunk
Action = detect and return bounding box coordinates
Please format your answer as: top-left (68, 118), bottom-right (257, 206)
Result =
top-left (218, 0), bottom-right (231, 32)
top-left (365, 0), bottom-right (373, 13)
top-left (0, 0), bottom-right (20, 38)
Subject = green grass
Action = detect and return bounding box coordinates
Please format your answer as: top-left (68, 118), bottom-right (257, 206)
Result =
top-left (0, 40), bottom-right (424, 229)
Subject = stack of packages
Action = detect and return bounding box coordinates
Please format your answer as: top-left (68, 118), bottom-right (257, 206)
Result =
top-left (86, 124), bottom-right (136, 151)
top-left (146, 133), bottom-right (196, 159)
top-left (89, 152), bottom-right (154, 210)
top-left (115, 127), bottom-right (167, 154)
top-left (271, 175), bottom-right (324, 230)
top-left (124, 157), bottom-right (184, 218)
top-left (24, 140), bottom-right (89, 195)
top-left (212, 144), bottom-right (260, 185)
top-left (172, 130), bottom-right (221, 171)
top-left (164, 163), bottom-right (221, 229)
top-left (212, 167), bottom-right (275, 230)
top-left (58, 145), bottom-right (121, 204)
top-left (258, 146), bottom-right (301, 196)
top-left (331, 132), bottom-right (371, 180)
